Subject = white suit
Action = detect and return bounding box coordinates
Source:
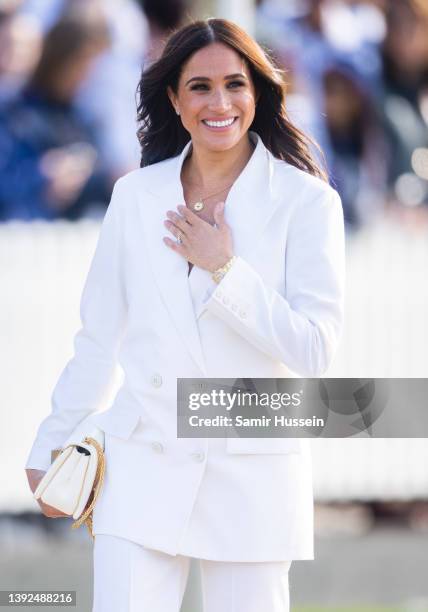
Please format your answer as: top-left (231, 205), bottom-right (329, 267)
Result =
top-left (26, 131), bottom-right (345, 562)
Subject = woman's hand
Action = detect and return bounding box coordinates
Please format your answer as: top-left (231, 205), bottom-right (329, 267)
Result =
top-left (163, 202), bottom-right (234, 273)
top-left (26, 468), bottom-right (70, 518)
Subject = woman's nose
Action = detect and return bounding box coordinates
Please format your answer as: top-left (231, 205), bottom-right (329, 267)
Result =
top-left (208, 88), bottom-right (232, 112)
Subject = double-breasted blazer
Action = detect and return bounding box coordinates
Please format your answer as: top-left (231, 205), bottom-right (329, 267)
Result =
top-left (26, 130), bottom-right (345, 561)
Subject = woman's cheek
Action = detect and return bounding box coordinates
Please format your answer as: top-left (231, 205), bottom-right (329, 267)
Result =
top-left (238, 93), bottom-right (256, 116)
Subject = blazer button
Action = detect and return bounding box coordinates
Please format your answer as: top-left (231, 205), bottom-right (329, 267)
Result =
top-left (239, 309), bottom-right (247, 319)
top-left (222, 296), bottom-right (230, 305)
top-left (151, 441), bottom-right (164, 453)
top-left (150, 373), bottom-right (162, 388)
top-left (191, 452), bottom-right (205, 463)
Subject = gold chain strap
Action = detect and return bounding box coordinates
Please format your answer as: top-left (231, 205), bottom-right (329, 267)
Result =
top-left (212, 255), bottom-right (237, 284)
top-left (70, 437), bottom-right (106, 540)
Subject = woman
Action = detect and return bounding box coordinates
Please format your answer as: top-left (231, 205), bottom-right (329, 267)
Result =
top-left (25, 18), bottom-right (345, 612)
top-left (0, 10), bottom-right (113, 221)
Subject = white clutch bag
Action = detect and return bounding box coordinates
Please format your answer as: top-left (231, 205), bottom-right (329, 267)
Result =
top-left (33, 415), bottom-right (105, 538)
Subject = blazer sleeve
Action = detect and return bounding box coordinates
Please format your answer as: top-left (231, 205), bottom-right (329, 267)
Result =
top-left (25, 178), bottom-right (128, 471)
top-left (204, 187), bottom-right (346, 377)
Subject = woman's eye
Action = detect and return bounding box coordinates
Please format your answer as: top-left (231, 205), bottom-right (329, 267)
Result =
top-left (189, 81), bottom-right (245, 91)
top-left (190, 83), bottom-right (209, 91)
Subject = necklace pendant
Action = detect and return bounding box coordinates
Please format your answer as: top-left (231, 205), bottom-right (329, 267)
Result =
top-left (193, 201), bottom-right (204, 212)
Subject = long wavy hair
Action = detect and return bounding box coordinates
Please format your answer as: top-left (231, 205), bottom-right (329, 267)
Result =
top-left (136, 18), bottom-right (327, 181)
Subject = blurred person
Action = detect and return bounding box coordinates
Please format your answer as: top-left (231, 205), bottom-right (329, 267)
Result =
top-left (18, 0), bottom-right (150, 180)
top-left (25, 18), bottom-right (345, 612)
top-left (256, 0), bottom-right (336, 178)
top-left (321, 0), bottom-right (386, 60)
top-left (257, 0), bottom-right (387, 230)
top-left (0, 9), bottom-right (113, 221)
top-left (76, 0), bottom-right (191, 180)
top-left (259, 0), bottom-right (387, 232)
top-left (75, 0), bottom-right (150, 178)
top-left (140, 0), bottom-right (191, 64)
top-left (380, 0), bottom-right (428, 211)
top-left (19, 0), bottom-right (191, 179)
top-left (0, 5), bottom-right (42, 102)
top-left (18, 0), bottom-right (68, 32)
top-left (322, 60), bottom-right (388, 229)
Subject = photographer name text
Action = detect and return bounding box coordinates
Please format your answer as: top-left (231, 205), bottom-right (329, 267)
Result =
top-left (188, 415), bottom-right (324, 428)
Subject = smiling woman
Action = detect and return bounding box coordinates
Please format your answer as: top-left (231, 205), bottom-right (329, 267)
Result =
top-left (25, 17), bottom-right (345, 612)
top-left (166, 46), bottom-right (257, 151)
top-left (136, 18), bottom-right (328, 281)
top-left (162, 40), bottom-right (258, 244)
top-left (137, 19), bottom-right (327, 178)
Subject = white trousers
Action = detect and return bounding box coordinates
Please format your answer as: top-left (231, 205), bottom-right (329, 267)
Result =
top-left (93, 534), bottom-right (292, 612)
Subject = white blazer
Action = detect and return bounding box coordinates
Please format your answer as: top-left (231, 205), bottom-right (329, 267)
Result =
top-left (26, 131), bottom-right (345, 562)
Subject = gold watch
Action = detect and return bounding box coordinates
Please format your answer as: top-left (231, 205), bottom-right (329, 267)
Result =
top-left (211, 256), bottom-right (237, 284)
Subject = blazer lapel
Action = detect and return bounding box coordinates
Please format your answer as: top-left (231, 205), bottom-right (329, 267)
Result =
top-left (138, 140), bottom-right (208, 374)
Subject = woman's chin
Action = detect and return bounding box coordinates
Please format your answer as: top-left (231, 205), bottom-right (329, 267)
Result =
top-left (196, 131), bottom-right (245, 153)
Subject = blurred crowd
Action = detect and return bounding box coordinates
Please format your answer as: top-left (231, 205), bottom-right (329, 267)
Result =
top-left (0, 0), bottom-right (427, 231)
top-left (0, 0), bottom-right (189, 221)
top-left (257, 0), bottom-right (428, 231)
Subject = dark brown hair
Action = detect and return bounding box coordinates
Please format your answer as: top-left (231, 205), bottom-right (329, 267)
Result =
top-left (136, 18), bottom-right (327, 181)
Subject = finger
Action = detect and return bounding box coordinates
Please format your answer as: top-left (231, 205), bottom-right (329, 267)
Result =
top-left (40, 500), bottom-right (68, 515)
top-left (47, 505), bottom-right (69, 516)
top-left (165, 215), bottom-right (190, 237)
top-left (213, 201), bottom-right (225, 227)
top-left (166, 210), bottom-right (191, 233)
top-left (42, 507), bottom-right (68, 518)
top-left (177, 205), bottom-right (201, 225)
top-left (163, 236), bottom-right (188, 254)
top-left (50, 510), bottom-right (69, 517)
top-left (40, 505), bottom-right (57, 516)
top-left (49, 514), bottom-right (67, 519)
top-left (163, 220), bottom-right (188, 242)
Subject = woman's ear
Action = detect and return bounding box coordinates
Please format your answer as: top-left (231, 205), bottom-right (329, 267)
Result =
top-left (167, 86), bottom-right (179, 115)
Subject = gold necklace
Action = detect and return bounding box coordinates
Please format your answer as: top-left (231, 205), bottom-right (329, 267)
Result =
top-left (191, 181), bottom-right (235, 212)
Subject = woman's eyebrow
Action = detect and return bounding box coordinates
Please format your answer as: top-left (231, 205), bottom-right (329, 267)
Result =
top-left (185, 73), bottom-right (248, 86)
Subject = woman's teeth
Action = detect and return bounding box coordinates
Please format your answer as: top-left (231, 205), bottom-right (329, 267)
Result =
top-left (203, 117), bottom-right (236, 128)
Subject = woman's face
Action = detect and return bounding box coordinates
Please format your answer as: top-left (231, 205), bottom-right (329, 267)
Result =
top-left (167, 42), bottom-right (257, 153)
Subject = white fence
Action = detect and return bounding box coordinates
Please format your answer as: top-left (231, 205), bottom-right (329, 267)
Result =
top-left (1, 217), bottom-right (428, 512)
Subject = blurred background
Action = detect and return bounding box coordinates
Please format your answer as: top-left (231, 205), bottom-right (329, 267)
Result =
top-left (1, 0), bottom-right (428, 610)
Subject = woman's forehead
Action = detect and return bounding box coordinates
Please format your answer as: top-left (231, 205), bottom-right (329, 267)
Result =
top-left (181, 43), bottom-right (248, 80)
